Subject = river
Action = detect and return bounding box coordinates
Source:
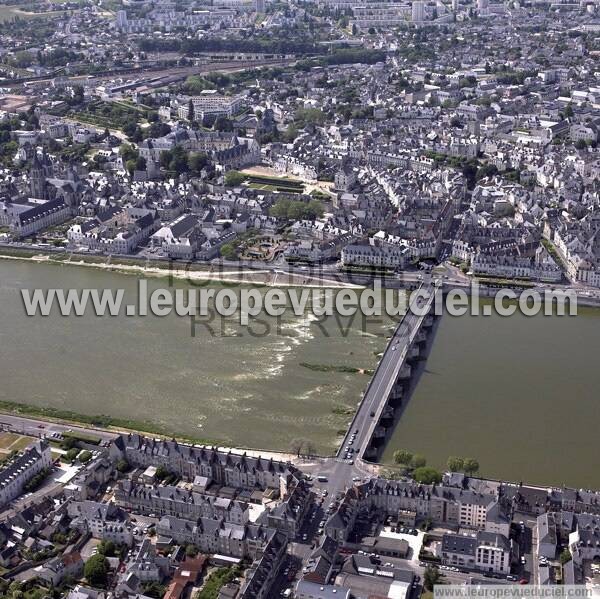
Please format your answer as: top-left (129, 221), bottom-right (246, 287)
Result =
top-left (382, 303), bottom-right (600, 489)
top-left (1, 258), bottom-right (598, 488)
top-left (0, 258), bottom-right (390, 454)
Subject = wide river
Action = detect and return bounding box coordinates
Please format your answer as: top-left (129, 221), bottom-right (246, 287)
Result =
top-left (0, 259), bottom-right (598, 488)
top-left (382, 301), bottom-right (600, 489)
top-left (0, 258), bottom-right (390, 454)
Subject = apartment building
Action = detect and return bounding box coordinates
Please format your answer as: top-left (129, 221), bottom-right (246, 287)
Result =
top-left (115, 480), bottom-right (250, 525)
top-left (110, 434), bottom-right (300, 495)
top-left (440, 531), bottom-right (511, 574)
top-left (0, 440), bottom-right (52, 507)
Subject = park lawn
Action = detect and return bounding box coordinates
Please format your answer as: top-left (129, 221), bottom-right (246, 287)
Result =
top-left (0, 431), bottom-right (22, 449)
top-left (10, 435), bottom-right (34, 451)
top-left (0, 432), bottom-right (34, 451)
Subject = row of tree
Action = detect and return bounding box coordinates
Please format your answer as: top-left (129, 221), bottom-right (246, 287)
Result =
top-left (392, 450), bottom-right (480, 481)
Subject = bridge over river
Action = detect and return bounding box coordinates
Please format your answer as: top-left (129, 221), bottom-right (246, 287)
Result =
top-left (338, 282), bottom-right (437, 464)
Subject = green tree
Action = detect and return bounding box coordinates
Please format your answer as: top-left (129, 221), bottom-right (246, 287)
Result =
top-left (564, 104), bottom-right (574, 118)
top-left (220, 242), bottom-right (238, 261)
top-left (393, 449), bottom-right (414, 465)
top-left (116, 459), bottom-right (130, 473)
top-left (224, 170), bottom-right (246, 186)
top-left (84, 554), bottom-right (109, 587)
top-left (463, 458), bottom-right (479, 475)
top-left (142, 582), bottom-right (166, 599)
top-left (125, 159), bottom-right (137, 176)
top-left (155, 464), bottom-right (171, 481)
top-left (119, 143), bottom-right (138, 163)
top-left (411, 454), bottom-right (427, 469)
top-left (413, 466), bottom-right (442, 484)
top-left (559, 549), bottom-right (572, 565)
top-left (424, 565), bottom-right (442, 590)
top-left (65, 448), bottom-right (80, 463)
top-left (79, 450), bottom-right (92, 463)
top-left (188, 152), bottom-right (209, 175)
top-left (447, 456), bottom-right (465, 472)
top-left (188, 98), bottom-right (195, 122)
top-left (98, 540), bottom-right (116, 557)
top-left (186, 544), bottom-right (198, 557)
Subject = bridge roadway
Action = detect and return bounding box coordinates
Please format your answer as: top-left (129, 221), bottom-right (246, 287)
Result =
top-left (337, 282), bottom-right (436, 463)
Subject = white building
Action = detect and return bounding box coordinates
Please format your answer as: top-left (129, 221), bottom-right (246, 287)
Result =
top-left (0, 440), bottom-right (52, 507)
top-left (412, 0), bottom-right (424, 21)
top-left (341, 243), bottom-right (410, 269)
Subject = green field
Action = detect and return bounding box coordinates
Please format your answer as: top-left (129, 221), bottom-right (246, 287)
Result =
top-left (0, 432), bottom-right (33, 452)
top-left (0, 5), bottom-right (70, 21)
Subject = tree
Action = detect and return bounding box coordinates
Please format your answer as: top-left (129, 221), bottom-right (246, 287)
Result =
top-left (98, 540), bottom-right (116, 557)
top-left (224, 170), bottom-right (246, 187)
top-left (575, 139), bottom-right (586, 150)
top-left (304, 440), bottom-right (316, 457)
top-left (564, 104), bottom-right (574, 118)
top-left (447, 456), bottom-right (465, 472)
top-left (413, 466), bottom-right (442, 485)
top-left (289, 438), bottom-right (306, 457)
top-left (463, 458), bottom-right (479, 475)
top-left (84, 554), bottom-right (109, 587)
top-left (116, 459), bottom-right (130, 473)
top-left (559, 549), bottom-right (572, 565)
top-left (79, 450), bottom-right (92, 463)
top-left (64, 448), bottom-right (80, 463)
top-left (142, 582), bottom-right (166, 599)
top-left (393, 449), bottom-right (413, 465)
top-left (186, 544), bottom-right (198, 557)
top-left (125, 159), bottom-right (137, 176)
top-left (424, 565), bottom-right (441, 590)
top-left (155, 464), bottom-right (171, 481)
top-left (119, 143), bottom-right (138, 164)
top-left (188, 98), bottom-right (195, 122)
top-left (188, 152), bottom-right (208, 175)
top-left (220, 242), bottom-right (238, 261)
top-left (135, 156), bottom-right (147, 171)
top-left (411, 454), bottom-right (427, 469)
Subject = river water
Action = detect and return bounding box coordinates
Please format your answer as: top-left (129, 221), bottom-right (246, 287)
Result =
top-left (382, 304), bottom-right (600, 489)
top-left (1, 259), bottom-right (598, 488)
top-left (0, 258), bottom-right (390, 453)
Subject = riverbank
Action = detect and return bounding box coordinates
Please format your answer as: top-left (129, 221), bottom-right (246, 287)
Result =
top-left (0, 407), bottom-right (298, 463)
top-left (0, 246), bottom-right (359, 289)
top-left (0, 258), bottom-right (387, 454)
top-left (0, 399), bottom-right (215, 446)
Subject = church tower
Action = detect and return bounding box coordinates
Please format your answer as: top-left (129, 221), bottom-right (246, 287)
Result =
top-left (29, 154), bottom-right (47, 200)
